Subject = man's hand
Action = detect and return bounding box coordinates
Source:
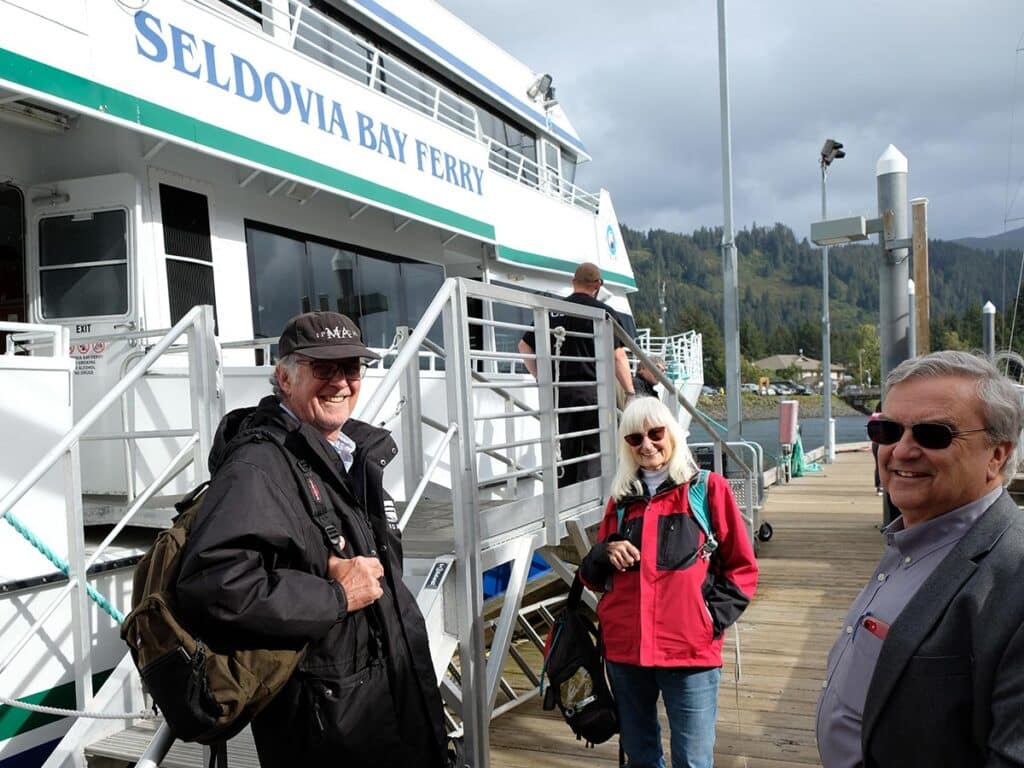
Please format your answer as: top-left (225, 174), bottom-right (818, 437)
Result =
top-left (327, 555), bottom-right (384, 611)
top-left (606, 540), bottom-right (641, 571)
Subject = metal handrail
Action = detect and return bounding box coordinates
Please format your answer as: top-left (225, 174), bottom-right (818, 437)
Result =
top-left (0, 306), bottom-right (210, 522)
top-left (354, 280), bottom-right (456, 424)
top-left (398, 423), bottom-right (458, 531)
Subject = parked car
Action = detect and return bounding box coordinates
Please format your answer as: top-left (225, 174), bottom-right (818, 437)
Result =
top-left (740, 383), bottom-right (758, 393)
top-left (700, 385), bottom-right (718, 397)
top-left (772, 379), bottom-right (809, 395)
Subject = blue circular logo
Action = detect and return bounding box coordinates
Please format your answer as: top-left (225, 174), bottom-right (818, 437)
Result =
top-left (606, 224), bottom-right (617, 257)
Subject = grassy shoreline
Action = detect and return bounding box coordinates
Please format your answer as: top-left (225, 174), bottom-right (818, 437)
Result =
top-left (694, 393), bottom-right (863, 421)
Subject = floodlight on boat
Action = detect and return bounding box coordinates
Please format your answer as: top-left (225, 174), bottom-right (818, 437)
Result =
top-left (0, 101), bottom-right (72, 134)
top-left (526, 73), bottom-right (553, 101)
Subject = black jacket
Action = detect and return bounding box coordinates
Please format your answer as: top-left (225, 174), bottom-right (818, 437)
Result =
top-left (176, 396), bottom-right (446, 767)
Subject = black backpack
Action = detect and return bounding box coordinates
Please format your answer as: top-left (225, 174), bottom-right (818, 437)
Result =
top-left (121, 427), bottom-right (344, 746)
top-left (541, 573), bottom-right (619, 747)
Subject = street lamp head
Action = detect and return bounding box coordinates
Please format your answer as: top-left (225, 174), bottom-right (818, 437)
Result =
top-left (821, 138), bottom-right (845, 167)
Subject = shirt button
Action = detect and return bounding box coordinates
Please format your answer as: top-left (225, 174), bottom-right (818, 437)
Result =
top-left (822, 680), bottom-right (828, 689)
top-left (877, 573), bottom-right (887, 582)
top-left (846, 625), bottom-right (853, 634)
top-left (903, 556), bottom-right (912, 565)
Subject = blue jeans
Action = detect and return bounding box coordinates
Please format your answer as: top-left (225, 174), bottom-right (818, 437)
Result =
top-left (606, 662), bottom-right (721, 768)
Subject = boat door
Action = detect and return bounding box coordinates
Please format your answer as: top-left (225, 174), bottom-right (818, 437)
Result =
top-left (0, 183), bottom-right (25, 351)
top-left (27, 173), bottom-right (141, 495)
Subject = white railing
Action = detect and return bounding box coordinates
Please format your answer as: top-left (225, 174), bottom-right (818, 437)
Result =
top-left (0, 306), bottom-right (222, 726)
top-left (635, 328), bottom-right (704, 385)
top-left (484, 139), bottom-right (600, 213)
top-left (212, 0), bottom-right (602, 214)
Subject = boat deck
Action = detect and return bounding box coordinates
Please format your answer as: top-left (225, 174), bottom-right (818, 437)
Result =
top-left (86, 447), bottom-right (887, 768)
top-left (488, 445), bottom-right (886, 767)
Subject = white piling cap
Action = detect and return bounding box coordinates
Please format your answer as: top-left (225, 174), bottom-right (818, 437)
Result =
top-left (907, 279), bottom-right (915, 295)
top-left (876, 144), bottom-right (908, 176)
top-left (984, 301), bottom-right (997, 314)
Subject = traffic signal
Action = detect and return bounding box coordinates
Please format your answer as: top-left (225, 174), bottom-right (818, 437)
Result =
top-left (821, 139), bottom-right (846, 167)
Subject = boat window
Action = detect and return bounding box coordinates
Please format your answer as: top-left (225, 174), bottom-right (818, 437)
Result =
top-left (247, 227), bottom-right (308, 342)
top-left (560, 150), bottom-right (577, 186)
top-left (160, 184), bottom-right (218, 332)
top-left (245, 222), bottom-right (445, 358)
top-left (38, 210), bottom-right (128, 318)
top-left (0, 184), bottom-right (25, 350)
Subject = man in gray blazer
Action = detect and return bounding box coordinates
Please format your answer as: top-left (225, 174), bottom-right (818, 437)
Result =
top-left (817, 350), bottom-right (1024, 767)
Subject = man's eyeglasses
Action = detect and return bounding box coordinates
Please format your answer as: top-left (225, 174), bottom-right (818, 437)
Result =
top-left (297, 358), bottom-right (367, 381)
top-left (624, 426), bottom-right (667, 447)
top-left (866, 419), bottom-right (988, 450)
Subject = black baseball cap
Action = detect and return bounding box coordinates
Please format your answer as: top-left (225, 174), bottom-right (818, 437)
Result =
top-left (277, 312), bottom-right (381, 360)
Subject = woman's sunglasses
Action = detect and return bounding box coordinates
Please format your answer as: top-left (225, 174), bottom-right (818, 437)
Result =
top-left (867, 419), bottom-right (987, 450)
top-left (624, 426), bottom-right (667, 447)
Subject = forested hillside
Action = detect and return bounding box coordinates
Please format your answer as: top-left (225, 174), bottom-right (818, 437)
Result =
top-left (623, 223), bottom-right (1016, 385)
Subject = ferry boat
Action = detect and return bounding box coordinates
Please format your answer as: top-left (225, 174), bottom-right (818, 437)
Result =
top-left (0, 1), bottom-right (715, 765)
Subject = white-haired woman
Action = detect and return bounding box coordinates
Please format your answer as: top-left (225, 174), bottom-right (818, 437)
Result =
top-left (580, 397), bottom-right (759, 768)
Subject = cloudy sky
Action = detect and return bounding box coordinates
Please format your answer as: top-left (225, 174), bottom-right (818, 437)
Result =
top-left (439, 1), bottom-right (1023, 242)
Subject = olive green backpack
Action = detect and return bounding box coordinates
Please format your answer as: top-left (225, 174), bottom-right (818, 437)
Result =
top-left (121, 428), bottom-right (343, 745)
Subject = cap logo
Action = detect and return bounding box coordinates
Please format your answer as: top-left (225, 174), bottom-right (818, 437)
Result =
top-left (315, 326), bottom-right (357, 340)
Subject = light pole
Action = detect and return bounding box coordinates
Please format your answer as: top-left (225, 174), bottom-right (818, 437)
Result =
top-left (820, 139), bottom-right (844, 464)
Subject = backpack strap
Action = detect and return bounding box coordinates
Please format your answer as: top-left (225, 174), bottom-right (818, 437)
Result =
top-left (688, 469), bottom-right (718, 560)
top-left (240, 426), bottom-right (346, 558)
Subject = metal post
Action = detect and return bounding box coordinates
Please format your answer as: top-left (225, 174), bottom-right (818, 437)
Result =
top-left (876, 146), bottom-right (911, 384)
top-left (908, 279), bottom-right (917, 358)
top-left (64, 444), bottom-right (93, 712)
top-left (441, 282), bottom-right (489, 768)
top-left (185, 305), bottom-right (223, 483)
top-left (594, 313), bottom-right (617, 502)
top-left (911, 198), bottom-right (930, 354)
top-left (983, 301), bottom-right (997, 360)
top-left (396, 326), bottom-right (425, 498)
top-left (716, 0), bottom-right (742, 441)
top-left (820, 165), bottom-right (834, 464)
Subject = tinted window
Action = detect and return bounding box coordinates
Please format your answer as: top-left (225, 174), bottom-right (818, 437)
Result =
top-left (247, 227), bottom-right (307, 339)
top-left (39, 210), bottom-right (128, 318)
top-left (245, 222), bottom-right (444, 355)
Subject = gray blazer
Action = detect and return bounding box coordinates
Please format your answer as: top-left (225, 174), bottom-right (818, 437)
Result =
top-left (862, 490), bottom-right (1024, 767)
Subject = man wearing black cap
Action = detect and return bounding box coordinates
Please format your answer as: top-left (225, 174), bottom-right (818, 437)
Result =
top-left (177, 312), bottom-right (448, 768)
top-left (518, 262), bottom-right (635, 486)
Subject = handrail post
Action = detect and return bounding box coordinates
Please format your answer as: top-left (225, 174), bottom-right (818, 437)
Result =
top-left (532, 306), bottom-right (558, 545)
top-left (396, 326), bottom-right (425, 498)
top-left (442, 281), bottom-right (489, 768)
top-left (593, 314), bottom-right (616, 509)
top-left (64, 443), bottom-right (94, 711)
top-left (186, 306), bottom-right (222, 483)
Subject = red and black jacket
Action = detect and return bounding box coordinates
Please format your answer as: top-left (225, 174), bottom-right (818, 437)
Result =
top-left (580, 471), bottom-right (758, 667)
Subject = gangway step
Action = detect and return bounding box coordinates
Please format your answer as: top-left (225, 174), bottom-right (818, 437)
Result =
top-left (86, 719), bottom-right (259, 767)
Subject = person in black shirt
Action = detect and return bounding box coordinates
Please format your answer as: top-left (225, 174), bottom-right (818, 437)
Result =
top-left (518, 262), bottom-right (635, 486)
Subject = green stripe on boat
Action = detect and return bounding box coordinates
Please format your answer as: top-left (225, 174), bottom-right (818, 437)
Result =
top-left (0, 49), bottom-right (495, 241)
top-left (497, 245), bottom-right (637, 288)
top-left (0, 669), bottom-right (114, 742)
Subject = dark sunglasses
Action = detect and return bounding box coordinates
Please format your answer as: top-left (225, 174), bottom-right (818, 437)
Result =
top-left (624, 426), bottom-right (667, 447)
top-left (297, 358), bottom-right (367, 381)
top-left (867, 419), bottom-right (988, 450)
